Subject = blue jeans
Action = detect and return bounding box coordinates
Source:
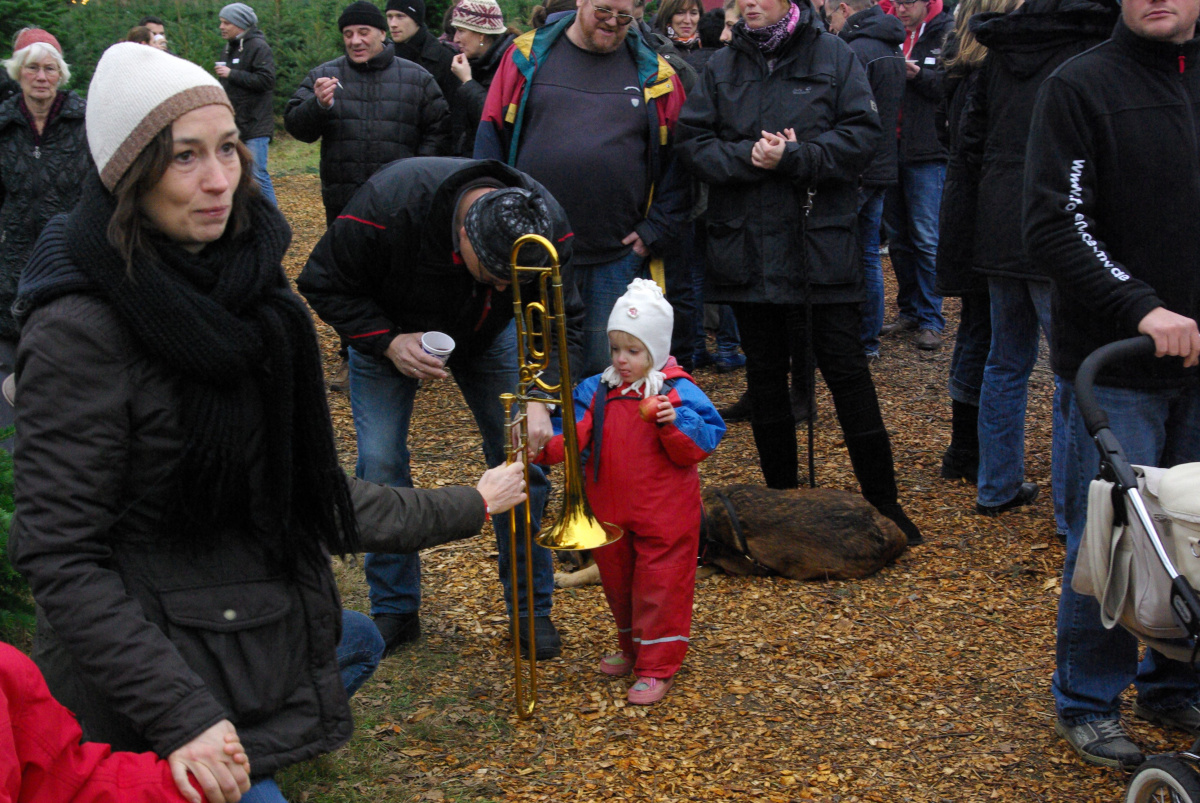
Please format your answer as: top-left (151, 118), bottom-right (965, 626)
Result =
top-left (948, 292), bottom-right (992, 406)
top-left (337, 609), bottom-right (384, 697)
top-left (688, 225), bottom-right (741, 359)
top-left (857, 187), bottom-right (886, 357)
top-left (349, 320), bottom-right (554, 618)
top-left (244, 137), bottom-right (277, 207)
top-left (241, 779), bottom-right (287, 803)
top-left (1053, 378), bottom-right (1200, 723)
top-left (976, 277), bottom-right (1055, 507)
top-left (573, 251), bottom-right (647, 377)
top-left (883, 161), bottom-right (946, 333)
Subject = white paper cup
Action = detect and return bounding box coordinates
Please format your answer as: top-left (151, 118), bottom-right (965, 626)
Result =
top-left (216, 61), bottom-right (226, 67)
top-left (420, 331), bottom-right (455, 363)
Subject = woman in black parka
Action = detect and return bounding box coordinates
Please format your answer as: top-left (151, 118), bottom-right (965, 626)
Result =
top-left (0, 29), bottom-right (89, 438)
top-left (676, 0), bottom-right (922, 544)
top-left (10, 43), bottom-right (526, 803)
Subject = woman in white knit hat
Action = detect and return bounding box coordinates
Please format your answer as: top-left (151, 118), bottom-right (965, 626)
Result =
top-left (448, 0), bottom-right (516, 155)
top-left (8, 42), bottom-right (528, 803)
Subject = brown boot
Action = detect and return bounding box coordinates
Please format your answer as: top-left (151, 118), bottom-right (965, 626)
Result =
top-left (328, 357), bottom-right (350, 392)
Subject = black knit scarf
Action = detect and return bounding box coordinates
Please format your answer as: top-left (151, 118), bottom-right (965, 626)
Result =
top-left (38, 174), bottom-right (358, 565)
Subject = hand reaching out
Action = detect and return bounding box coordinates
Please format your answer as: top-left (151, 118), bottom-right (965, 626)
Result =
top-left (477, 460), bottom-right (528, 516)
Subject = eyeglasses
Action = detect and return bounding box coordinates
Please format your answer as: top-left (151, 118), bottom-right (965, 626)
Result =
top-left (21, 64), bottom-right (60, 77)
top-left (591, 3), bottom-right (636, 26)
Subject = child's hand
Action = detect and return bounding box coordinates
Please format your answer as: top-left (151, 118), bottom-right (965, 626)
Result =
top-left (639, 395), bottom-right (675, 425)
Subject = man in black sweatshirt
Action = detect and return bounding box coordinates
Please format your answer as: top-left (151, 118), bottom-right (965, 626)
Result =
top-left (1024, 0), bottom-right (1200, 770)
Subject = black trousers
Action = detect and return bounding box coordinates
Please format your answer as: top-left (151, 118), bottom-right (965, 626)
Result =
top-left (732, 301), bottom-right (899, 507)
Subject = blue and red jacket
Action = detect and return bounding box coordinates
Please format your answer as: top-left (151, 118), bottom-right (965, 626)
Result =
top-left (536, 360), bottom-right (724, 535)
top-left (474, 15), bottom-right (690, 255)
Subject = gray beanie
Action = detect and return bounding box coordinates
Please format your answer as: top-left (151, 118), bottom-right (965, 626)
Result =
top-left (219, 3), bottom-right (258, 30)
top-left (463, 188), bottom-right (554, 283)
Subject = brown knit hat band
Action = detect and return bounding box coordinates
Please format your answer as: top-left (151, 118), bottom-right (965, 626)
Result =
top-left (99, 86), bottom-right (232, 191)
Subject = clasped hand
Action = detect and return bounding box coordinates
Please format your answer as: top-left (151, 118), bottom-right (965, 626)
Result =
top-left (168, 720), bottom-right (251, 803)
top-left (751, 128), bottom-right (796, 170)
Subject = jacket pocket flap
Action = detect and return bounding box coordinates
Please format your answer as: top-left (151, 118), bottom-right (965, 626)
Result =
top-left (707, 215), bottom-right (745, 232)
top-left (805, 213), bottom-right (856, 232)
top-left (160, 581), bottom-right (293, 632)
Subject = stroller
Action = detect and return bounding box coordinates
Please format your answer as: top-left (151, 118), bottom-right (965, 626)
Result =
top-left (1071, 336), bottom-right (1200, 802)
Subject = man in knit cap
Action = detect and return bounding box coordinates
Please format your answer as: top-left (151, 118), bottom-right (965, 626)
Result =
top-left (216, 3), bottom-right (277, 205)
top-left (298, 157), bottom-right (586, 660)
top-left (285, 0), bottom-right (450, 390)
top-left (386, 0), bottom-right (457, 104)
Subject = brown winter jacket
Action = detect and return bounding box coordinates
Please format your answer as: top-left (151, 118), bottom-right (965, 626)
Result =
top-left (10, 293), bottom-right (483, 774)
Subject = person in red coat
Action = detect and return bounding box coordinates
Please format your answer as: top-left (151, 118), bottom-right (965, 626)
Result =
top-left (533, 279), bottom-right (725, 705)
top-left (0, 642), bottom-right (248, 803)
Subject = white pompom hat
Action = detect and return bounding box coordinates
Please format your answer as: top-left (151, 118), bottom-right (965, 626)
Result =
top-left (86, 43), bottom-right (232, 191)
top-left (607, 278), bottom-right (674, 373)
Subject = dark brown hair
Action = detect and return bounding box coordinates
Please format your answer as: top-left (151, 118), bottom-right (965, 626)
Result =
top-left (529, 0), bottom-right (577, 28)
top-left (107, 123), bottom-right (258, 268)
top-left (127, 26), bottom-right (153, 44)
top-left (654, 0), bottom-right (703, 35)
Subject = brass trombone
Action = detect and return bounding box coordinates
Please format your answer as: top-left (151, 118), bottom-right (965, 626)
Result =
top-left (501, 233), bottom-right (622, 719)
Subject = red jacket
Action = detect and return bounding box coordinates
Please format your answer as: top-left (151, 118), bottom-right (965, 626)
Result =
top-left (0, 643), bottom-right (195, 803)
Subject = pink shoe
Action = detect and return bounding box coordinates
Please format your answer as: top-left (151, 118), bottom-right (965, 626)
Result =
top-left (598, 652), bottom-right (633, 677)
top-left (627, 675), bottom-right (673, 705)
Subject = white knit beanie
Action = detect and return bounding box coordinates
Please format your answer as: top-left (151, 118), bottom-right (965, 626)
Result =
top-left (86, 43), bottom-right (233, 191)
top-left (607, 278), bottom-right (673, 372)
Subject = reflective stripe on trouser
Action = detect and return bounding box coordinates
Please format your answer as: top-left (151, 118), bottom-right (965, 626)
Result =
top-left (592, 523), bottom-right (699, 679)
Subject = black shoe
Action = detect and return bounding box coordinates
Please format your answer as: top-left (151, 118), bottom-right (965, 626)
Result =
top-left (718, 392), bottom-right (751, 423)
top-left (374, 612), bottom-right (420, 657)
top-left (1056, 718), bottom-right (1144, 770)
top-left (876, 503), bottom-right (923, 546)
top-left (790, 382), bottom-right (812, 425)
top-left (975, 483), bottom-right (1039, 517)
top-left (880, 317), bottom-right (918, 336)
top-left (940, 447), bottom-right (978, 484)
top-left (1133, 700), bottom-right (1200, 736)
top-left (516, 615), bottom-right (562, 660)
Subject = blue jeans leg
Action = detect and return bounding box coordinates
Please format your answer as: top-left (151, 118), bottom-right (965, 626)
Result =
top-left (947, 292), bottom-right (992, 406)
top-left (715, 305), bottom-right (741, 352)
top-left (573, 251), bottom-right (647, 377)
top-left (348, 347), bottom-right (421, 617)
top-left (338, 609), bottom-right (385, 697)
top-left (450, 321), bottom-right (554, 617)
top-left (244, 136), bottom-right (277, 207)
top-left (883, 162), bottom-right (945, 332)
top-left (857, 187), bottom-right (886, 356)
top-left (976, 277), bottom-right (1052, 507)
top-left (241, 779), bottom-right (288, 803)
top-left (1053, 379), bottom-right (1200, 723)
top-left (1052, 375), bottom-right (1069, 538)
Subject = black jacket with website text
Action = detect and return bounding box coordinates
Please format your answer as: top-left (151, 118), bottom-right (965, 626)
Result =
top-left (1024, 20), bottom-right (1200, 388)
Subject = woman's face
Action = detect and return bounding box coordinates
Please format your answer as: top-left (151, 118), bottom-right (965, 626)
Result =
top-left (18, 54), bottom-right (61, 103)
top-left (138, 105), bottom-right (241, 254)
top-left (453, 27), bottom-right (491, 57)
top-left (740, 0), bottom-right (790, 29)
top-left (721, 6), bottom-right (740, 41)
top-left (670, 3), bottom-right (701, 37)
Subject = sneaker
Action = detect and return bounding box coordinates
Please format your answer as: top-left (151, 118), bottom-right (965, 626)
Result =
top-left (915, 328), bottom-right (942, 351)
top-left (879, 317), bottom-right (917, 336)
top-left (1133, 700), bottom-right (1200, 736)
top-left (374, 612), bottom-right (420, 657)
top-left (940, 447), bottom-right (979, 484)
top-left (718, 391), bottom-right (751, 423)
top-left (598, 651), bottom-right (634, 677)
top-left (715, 351), bottom-right (746, 373)
top-left (1056, 718), bottom-right (1145, 769)
top-left (628, 675), bottom-right (673, 705)
top-left (516, 615), bottom-right (562, 660)
top-left (975, 482), bottom-right (1039, 517)
top-left (328, 357), bottom-right (350, 392)
top-left (864, 351), bottom-right (880, 365)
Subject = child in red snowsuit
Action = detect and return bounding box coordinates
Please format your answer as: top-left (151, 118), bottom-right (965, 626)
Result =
top-left (534, 279), bottom-right (725, 705)
top-left (0, 642), bottom-right (246, 803)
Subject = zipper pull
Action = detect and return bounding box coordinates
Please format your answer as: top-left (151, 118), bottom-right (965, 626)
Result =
top-left (32, 146), bottom-right (39, 159)
top-left (1181, 53), bottom-right (1187, 74)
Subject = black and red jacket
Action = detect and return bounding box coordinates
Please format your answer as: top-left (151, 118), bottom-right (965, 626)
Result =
top-left (297, 158), bottom-right (584, 385)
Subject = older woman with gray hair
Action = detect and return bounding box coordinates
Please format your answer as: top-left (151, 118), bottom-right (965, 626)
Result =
top-left (0, 28), bottom-right (88, 442)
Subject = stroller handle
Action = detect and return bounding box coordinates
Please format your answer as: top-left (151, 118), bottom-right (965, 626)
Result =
top-left (1074, 336), bottom-right (1157, 438)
